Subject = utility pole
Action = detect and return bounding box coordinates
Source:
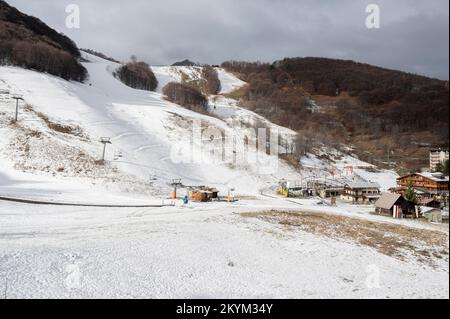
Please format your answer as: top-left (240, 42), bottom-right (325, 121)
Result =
top-left (100, 137), bottom-right (112, 161)
top-left (12, 95), bottom-right (23, 123)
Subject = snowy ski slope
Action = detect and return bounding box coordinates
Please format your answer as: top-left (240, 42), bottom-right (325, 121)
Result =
top-left (0, 53), bottom-right (301, 202)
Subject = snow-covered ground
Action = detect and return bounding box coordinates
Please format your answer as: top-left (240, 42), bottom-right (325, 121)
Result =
top-left (209, 95), bottom-right (296, 139)
top-left (152, 65), bottom-right (204, 93)
top-left (1, 54), bottom-right (446, 299)
top-left (216, 68), bottom-right (246, 95)
top-left (0, 198), bottom-right (448, 299)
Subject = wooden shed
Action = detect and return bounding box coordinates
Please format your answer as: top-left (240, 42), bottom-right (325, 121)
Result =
top-left (375, 193), bottom-right (406, 217)
top-left (374, 193), bottom-right (415, 218)
top-left (190, 190), bottom-right (213, 202)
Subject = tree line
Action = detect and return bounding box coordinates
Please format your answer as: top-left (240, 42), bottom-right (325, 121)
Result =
top-left (80, 48), bottom-right (120, 64)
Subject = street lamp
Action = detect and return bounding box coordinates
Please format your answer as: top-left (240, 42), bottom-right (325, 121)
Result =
top-left (100, 137), bottom-right (112, 161)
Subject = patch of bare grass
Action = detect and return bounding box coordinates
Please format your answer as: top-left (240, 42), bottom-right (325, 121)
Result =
top-left (279, 154), bottom-right (301, 169)
top-left (23, 106), bottom-right (87, 139)
top-left (35, 111), bottom-right (85, 137)
top-left (241, 210), bottom-right (449, 268)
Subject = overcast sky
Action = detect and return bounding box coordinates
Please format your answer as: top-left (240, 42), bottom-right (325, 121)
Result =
top-left (6, 0), bottom-right (450, 79)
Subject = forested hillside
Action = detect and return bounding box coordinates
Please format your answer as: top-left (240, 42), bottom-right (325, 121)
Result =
top-left (0, 0), bottom-right (87, 81)
top-left (222, 58), bottom-right (449, 172)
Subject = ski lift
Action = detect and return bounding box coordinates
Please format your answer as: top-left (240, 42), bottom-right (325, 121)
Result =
top-left (113, 151), bottom-right (123, 161)
top-left (11, 94), bottom-right (24, 122)
top-left (170, 179), bottom-right (183, 200)
top-left (100, 137), bottom-right (112, 161)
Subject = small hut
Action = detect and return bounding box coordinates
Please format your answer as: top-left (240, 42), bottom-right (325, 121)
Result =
top-left (421, 207), bottom-right (443, 223)
top-left (374, 193), bottom-right (415, 218)
top-left (190, 190), bottom-right (213, 202)
top-left (375, 193), bottom-right (405, 217)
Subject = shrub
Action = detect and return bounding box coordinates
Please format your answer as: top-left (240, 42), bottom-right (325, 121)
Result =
top-left (163, 82), bottom-right (208, 111)
top-left (116, 60), bottom-right (158, 91)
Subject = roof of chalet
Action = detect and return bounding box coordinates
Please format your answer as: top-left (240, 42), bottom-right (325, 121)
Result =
top-left (420, 207), bottom-right (441, 214)
top-left (345, 181), bottom-right (381, 189)
top-left (398, 172), bottom-right (449, 183)
top-left (418, 173), bottom-right (449, 182)
top-left (375, 193), bottom-right (403, 210)
top-left (419, 198), bottom-right (441, 205)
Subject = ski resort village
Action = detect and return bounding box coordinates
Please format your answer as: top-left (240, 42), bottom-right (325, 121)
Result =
top-left (0, 1), bottom-right (449, 299)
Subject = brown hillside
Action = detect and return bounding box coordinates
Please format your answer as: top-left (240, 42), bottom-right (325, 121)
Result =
top-left (0, 0), bottom-right (86, 81)
top-left (222, 58), bottom-right (449, 172)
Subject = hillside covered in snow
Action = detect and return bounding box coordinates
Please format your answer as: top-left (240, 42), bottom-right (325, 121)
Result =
top-left (0, 52), bottom-right (307, 203)
top-left (0, 1), bottom-right (447, 300)
top-left (0, 50), bottom-right (403, 205)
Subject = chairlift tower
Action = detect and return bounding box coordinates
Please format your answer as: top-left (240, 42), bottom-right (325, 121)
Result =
top-left (12, 94), bottom-right (24, 123)
top-left (170, 179), bottom-right (182, 199)
top-left (100, 137), bottom-right (112, 161)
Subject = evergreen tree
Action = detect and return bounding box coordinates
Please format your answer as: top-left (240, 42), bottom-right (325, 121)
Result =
top-left (404, 181), bottom-right (417, 204)
top-left (435, 159), bottom-right (449, 175)
top-left (442, 159), bottom-right (449, 175)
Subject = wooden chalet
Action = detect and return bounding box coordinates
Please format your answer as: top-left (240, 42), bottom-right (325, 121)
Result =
top-left (397, 173), bottom-right (449, 192)
top-left (341, 181), bottom-right (381, 204)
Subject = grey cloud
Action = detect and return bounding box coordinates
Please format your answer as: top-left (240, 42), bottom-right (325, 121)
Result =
top-left (6, 0), bottom-right (449, 79)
